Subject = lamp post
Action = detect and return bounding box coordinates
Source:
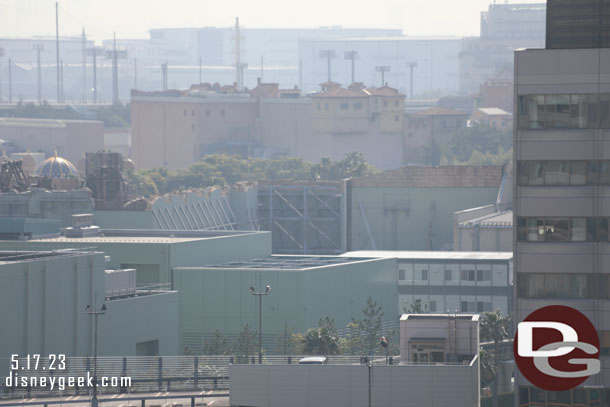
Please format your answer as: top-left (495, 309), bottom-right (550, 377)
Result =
top-left (380, 336), bottom-right (389, 364)
top-left (344, 50), bottom-right (358, 84)
top-left (407, 61), bottom-right (418, 99)
top-left (86, 303), bottom-right (106, 407)
top-left (249, 283), bottom-right (271, 364)
top-left (375, 65), bottom-right (390, 87)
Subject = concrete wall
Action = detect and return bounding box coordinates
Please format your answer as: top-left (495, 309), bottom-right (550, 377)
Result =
top-left (348, 166), bottom-right (503, 251)
top-left (0, 252), bottom-right (106, 360)
top-left (173, 257), bottom-right (397, 353)
top-left (229, 363), bottom-right (479, 407)
top-left (101, 292), bottom-right (179, 356)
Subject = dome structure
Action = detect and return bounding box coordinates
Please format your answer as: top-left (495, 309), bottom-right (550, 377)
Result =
top-left (35, 152), bottom-right (78, 179)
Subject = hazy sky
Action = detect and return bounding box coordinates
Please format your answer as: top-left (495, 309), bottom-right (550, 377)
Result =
top-left (1, 0), bottom-right (545, 42)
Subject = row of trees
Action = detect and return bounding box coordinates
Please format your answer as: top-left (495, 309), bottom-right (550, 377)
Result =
top-left (185, 297), bottom-right (397, 357)
top-left (422, 123), bottom-right (512, 166)
top-left (127, 152), bottom-right (377, 197)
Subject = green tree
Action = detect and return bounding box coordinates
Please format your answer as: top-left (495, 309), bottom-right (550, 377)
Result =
top-left (302, 317), bottom-right (341, 355)
top-left (480, 310), bottom-right (511, 407)
top-left (202, 330), bottom-right (232, 355)
top-left (422, 138), bottom-right (443, 165)
top-left (275, 323), bottom-right (304, 355)
top-left (235, 324), bottom-right (258, 356)
top-left (350, 297), bottom-right (384, 355)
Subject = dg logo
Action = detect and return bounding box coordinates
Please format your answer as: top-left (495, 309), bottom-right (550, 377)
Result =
top-left (514, 305), bottom-right (600, 391)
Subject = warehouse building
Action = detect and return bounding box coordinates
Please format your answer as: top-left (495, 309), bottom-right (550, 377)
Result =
top-left (0, 249), bottom-right (178, 360)
top-left (174, 255), bottom-right (397, 353)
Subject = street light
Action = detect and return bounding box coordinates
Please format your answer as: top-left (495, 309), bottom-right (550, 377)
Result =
top-left (375, 65), bottom-right (391, 87)
top-left (407, 61), bottom-right (418, 99)
top-left (86, 303), bottom-right (106, 407)
top-left (249, 283), bottom-right (271, 364)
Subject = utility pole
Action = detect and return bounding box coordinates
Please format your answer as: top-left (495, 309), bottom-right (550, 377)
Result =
top-left (60, 59), bottom-right (64, 104)
top-left (249, 280), bottom-right (271, 364)
top-left (55, 1), bottom-right (60, 104)
top-left (407, 61), bottom-right (418, 99)
top-left (85, 303), bottom-right (106, 407)
top-left (0, 47), bottom-right (4, 101)
top-left (87, 47), bottom-right (103, 104)
top-left (112, 32), bottom-right (118, 104)
top-left (375, 65), bottom-right (390, 87)
top-left (234, 17), bottom-right (241, 88)
top-left (34, 44), bottom-right (43, 104)
top-left (238, 63), bottom-right (248, 91)
top-left (344, 50), bottom-right (358, 84)
top-left (82, 28), bottom-right (87, 103)
top-left (161, 61), bottom-right (168, 91)
top-left (8, 58), bottom-right (12, 103)
top-left (319, 49), bottom-right (336, 82)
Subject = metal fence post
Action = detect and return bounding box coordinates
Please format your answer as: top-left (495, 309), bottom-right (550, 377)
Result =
top-left (194, 356), bottom-right (198, 389)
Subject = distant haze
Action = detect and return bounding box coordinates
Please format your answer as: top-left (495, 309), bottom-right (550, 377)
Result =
top-left (1, 0), bottom-right (545, 42)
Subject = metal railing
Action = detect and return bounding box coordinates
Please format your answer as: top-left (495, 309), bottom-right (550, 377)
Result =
top-left (105, 283), bottom-right (173, 300)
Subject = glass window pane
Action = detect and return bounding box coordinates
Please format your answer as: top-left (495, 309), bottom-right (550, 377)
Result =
top-left (600, 94), bottom-right (610, 128)
top-left (573, 389), bottom-right (588, 407)
top-left (518, 161), bottom-right (528, 185)
top-left (444, 270), bottom-right (452, 281)
top-left (600, 218), bottom-right (609, 242)
top-left (571, 94), bottom-right (588, 128)
top-left (548, 390), bottom-right (572, 407)
top-left (571, 218), bottom-right (587, 241)
top-left (517, 217), bottom-right (528, 241)
top-left (570, 161), bottom-right (587, 185)
top-left (587, 93), bottom-right (599, 128)
top-left (588, 161), bottom-right (599, 185)
top-left (399, 269), bottom-right (405, 280)
top-left (600, 161), bottom-right (610, 185)
top-left (528, 162), bottom-right (544, 185)
top-left (544, 218), bottom-right (570, 241)
top-left (545, 161), bottom-right (571, 185)
top-left (545, 94), bottom-right (571, 128)
top-left (570, 274), bottom-right (588, 298)
top-left (530, 387), bottom-right (546, 406)
top-left (519, 387), bottom-right (530, 407)
top-left (528, 95), bottom-right (545, 129)
top-left (546, 274), bottom-right (570, 297)
top-left (518, 96), bottom-right (528, 129)
top-left (587, 218), bottom-right (598, 241)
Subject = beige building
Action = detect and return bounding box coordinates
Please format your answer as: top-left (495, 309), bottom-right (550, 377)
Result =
top-left (130, 82), bottom-right (407, 170)
top-left (470, 107), bottom-right (512, 130)
top-left (0, 118), bottom-right (104, 165)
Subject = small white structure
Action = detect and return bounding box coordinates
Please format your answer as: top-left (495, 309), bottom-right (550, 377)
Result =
top-left (400, 313), bottom-right (480, 364)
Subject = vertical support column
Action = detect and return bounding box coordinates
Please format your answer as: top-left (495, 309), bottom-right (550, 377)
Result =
top-left (157, 357), bottom-right (163, 391)
top-left (194, 356), bottom-right (198, 389)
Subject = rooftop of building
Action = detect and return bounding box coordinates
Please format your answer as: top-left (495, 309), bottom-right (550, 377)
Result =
top-left (0, 249), bottom-right (99, 264)
top-left (458, 210), bottom-right (513, 228)
top-left (350, 165), bottom-right (504, 188)
top-left (400, 313), bottom-right (479, 322)
top-left (0, 117), bottom-right (103, 128)
top-left (21, 229), bottom-right (266, 244)
top-left (342, 250), bottom-right (513, 261)
top-left (189, 255), bottom-right (384, 271)
top-left (475, 107), bottom-right (511, 116)
top-left (414, 107), bottom-right (469, 117)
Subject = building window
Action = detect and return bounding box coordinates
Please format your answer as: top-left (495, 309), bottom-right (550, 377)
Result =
top-left (516, 217), bottom-right (604, 242)
top-left (399, 269), bottom-right (405, 280)
top-left (444, 270), bottom-right (452, 281)
top-left (340, 102), bottom-right (349, 110)
top-left (421, 269), bottom-right (428, 281)
top-left (476, 270), bottom-right (492, 282)
top-left (354, 102), bottom-right (362, 110)
top-left (429, 300), bottom-right (437, 312)
top-left (518, 93), bottom-right (601, 129)
top-left (325, 103), bottom-right (329, 110)
top-left (517, 160), bottom-right (591, 186)
top-left (316, 102), bottom-right (321, 110)
top-left (460, 269), bottom-right (475, 281)
top-left (518, 273), bottom-right (598, 298)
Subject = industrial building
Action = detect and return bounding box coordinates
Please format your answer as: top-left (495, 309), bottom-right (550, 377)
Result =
top-left (229, 313), bottom-right (480, 407)
top-left (514, 1), bottom-right (610, 402)
top-left (342, 250), bottom-right (513, 316)
top-left (174, 255), bottom-right (397, 354)
top-left (0, 249), bottom-right (179, 360)
top-left (346, 165), bottom-right (506, 251)
top-left (0, 229), bottom-right (271, 285)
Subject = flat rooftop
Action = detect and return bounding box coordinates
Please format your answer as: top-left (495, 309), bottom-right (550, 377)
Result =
top-left (342, 250), bottom-right (513, 261)
top-left (0, 249), bottom-right (98, 264)
top-left (198, 255), bottom-right (379, 270)
top-left (458, 210), bottom-right (513, 227)
top-left (23, 229), bottom-right (266, 244)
